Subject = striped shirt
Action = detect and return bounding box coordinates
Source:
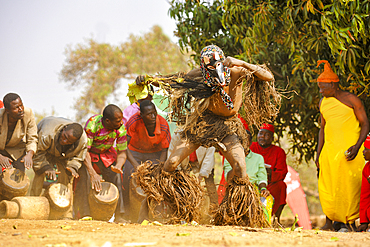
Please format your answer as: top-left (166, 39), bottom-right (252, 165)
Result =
top-left (84, 115), bottom-right (127, 154)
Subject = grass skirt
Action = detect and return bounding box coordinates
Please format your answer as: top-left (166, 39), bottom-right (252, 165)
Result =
top-left (213, 177), bottom-right (270, 227)
top-left (133, 161), bottom-right (204, 224)
top-left (180, 109), bottom-right (250, 151)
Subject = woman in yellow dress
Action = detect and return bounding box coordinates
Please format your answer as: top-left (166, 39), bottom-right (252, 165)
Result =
top-left (316, 60), bottom-right (369, 231)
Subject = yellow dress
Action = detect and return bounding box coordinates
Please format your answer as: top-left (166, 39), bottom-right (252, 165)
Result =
top-left (319, 97), bottom-right (365, 223)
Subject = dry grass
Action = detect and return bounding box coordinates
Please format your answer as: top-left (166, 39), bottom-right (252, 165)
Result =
top-left (133, 161), bottom-right (204, 224)
top-left (239, 65), bottom-right (281, 133)
top-left (213, 177), bottom-right (270, 227)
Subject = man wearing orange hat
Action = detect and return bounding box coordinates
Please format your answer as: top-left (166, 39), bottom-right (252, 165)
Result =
top-left (250, 123), bottom-right (288, 224)
top-left (316, 60), bottom-right (369, 231)
top-left (358, 135), bottom-right (370, 232)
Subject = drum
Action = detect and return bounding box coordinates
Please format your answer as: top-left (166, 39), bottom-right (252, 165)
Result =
top-left (128, 176), bottom-right (146, 222)
top-left (0, 200), bottom-right (19, 218)
top-left (88, 182), bottom-right (118, 221)
top-left (0, 196), bottom-right (50, 220)
top-left (0, 168), bottom-right (29, 200)
top-left (44, 183), bottom-right (72, 220)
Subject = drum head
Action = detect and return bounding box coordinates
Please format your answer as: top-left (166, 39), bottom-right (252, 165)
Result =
top-left (91, 182), bottom-right (118, 203)
top-left (0, 168), bottom-right (29, 198)
top-left (46, 183), bottom-right (71, 209)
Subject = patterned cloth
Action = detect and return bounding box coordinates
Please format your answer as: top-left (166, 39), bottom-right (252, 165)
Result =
top-left (200, 45), bottom-right (232, 109)
top-left (84, 115), bottom-right (127, 154)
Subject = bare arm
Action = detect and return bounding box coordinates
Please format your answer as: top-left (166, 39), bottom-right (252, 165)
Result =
top-left (125, 135), bottom-right (140, 169)
top-left (111, 150), bottom-right (127, 174)
top-left (21, 150), bottom-right (34, 169)
top-left (259, 182), bottom-right (270, 197)
top-left (159, 148), bottom-right (168, 163)
top-left (223, 56), bottom-right (274, 81)
top-left (346, 95), bottom-right (370, 161)
top-left (135, 75), bottom-right (160, 87)
top-left (84, 153), bottom-right (104, 192)
top-left (315, 99), bottom-right (325, 168)
top-left (0, 154), bottom-right (13, 168)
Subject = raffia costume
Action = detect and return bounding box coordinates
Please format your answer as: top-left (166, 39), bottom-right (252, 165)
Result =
top-left (133, 45), bottom-right (280, 226)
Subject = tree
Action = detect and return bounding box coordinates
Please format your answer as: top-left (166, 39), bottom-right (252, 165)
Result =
top-left (60, 25), bottom-right (190, 121)
top-left (168, 0), bottom-right (370, 162)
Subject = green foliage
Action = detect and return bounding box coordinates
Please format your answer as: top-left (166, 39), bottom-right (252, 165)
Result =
top-left (169, 0), bottom-right (370, 162)
top-left (60, 25), bottom-right (190, 121)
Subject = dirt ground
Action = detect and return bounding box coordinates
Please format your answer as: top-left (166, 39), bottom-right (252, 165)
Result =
top-left (1, 219), bottom-right (370, 247)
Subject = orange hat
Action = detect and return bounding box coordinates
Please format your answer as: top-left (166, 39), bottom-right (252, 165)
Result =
top-left (260, 123), bottom-right (274, 133)
top-left (317, 60), bottom-right (339, 83)
top-left (364, 135), bottom-right (370, 149)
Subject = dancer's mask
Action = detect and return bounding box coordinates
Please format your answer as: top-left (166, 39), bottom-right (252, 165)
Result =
top-left (200, 45), bottom-right (233, 109)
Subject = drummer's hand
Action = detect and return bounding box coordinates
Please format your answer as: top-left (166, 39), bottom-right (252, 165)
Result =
top-left (111, 165), bottom-right (123, 174)
top-left (0, 154), bottom-right (12, 169)
top-left (21, 152), bottom-right (33, 169)
top-left (135, 75), bottom-right (146, 85)
top-left (66, 167), bottom-right (79, 178)
top-left (45, 170), bottom-right (60, 181)
top-left (91, 173), bottom-right (104, 192)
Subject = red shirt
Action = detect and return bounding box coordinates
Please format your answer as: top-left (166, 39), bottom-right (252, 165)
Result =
top-left (250, 142), bottom-right (288, 184)
top-left (360, 161), bottom-right (370, 223)
top-left (126, 112), bottom-right (171, 153)
top-left (250, 142), bottom-right (288, 214)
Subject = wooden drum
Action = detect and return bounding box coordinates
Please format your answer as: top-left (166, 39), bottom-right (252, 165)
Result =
top-left (0, 168), bottom-right (29, 200)
top-left (128, 176), bottom-right (146, 222)
top-left (88, 182), bottom-right (118, 221)
top-left (44, 183), bottom-right (72, 220)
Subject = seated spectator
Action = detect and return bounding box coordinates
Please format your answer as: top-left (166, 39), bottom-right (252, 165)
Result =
top-left (358, 135), bottom-right (370, 232)
top-left (250, 123), bottom-right (288, 224)
top-left (30, 116), bottom-right (87, 220)
top-left (123, 100), bottom-right (171, 222)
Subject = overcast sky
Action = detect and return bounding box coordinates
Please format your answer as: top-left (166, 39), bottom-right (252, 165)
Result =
top-left (0, 0), bottom-right (178, 120)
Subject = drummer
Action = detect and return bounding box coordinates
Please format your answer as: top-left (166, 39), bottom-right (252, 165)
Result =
top-left (0, 93), bottom-right (37, 174)
top-left (76, 104), bottom-right (129, 223)
top-left (123, 100), bottom-right (171, 223)
top-left (30, 116), bottom-right (87, 220)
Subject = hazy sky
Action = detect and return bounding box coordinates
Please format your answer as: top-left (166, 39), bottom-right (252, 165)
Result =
top-left (0, 0), bottom-right (178, 120)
